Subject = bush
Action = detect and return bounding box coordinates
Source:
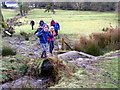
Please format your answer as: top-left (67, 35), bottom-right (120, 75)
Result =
top-left (90, 33), bottom-right (106, 48)
top-left (85, 40), bottom-right (102, 56)
top-left (74, 27), bottom-right (120, 56)
top-left (2, 46), bottom-right (17, 56)
top-left (74, 36), bottom-right (102, 56)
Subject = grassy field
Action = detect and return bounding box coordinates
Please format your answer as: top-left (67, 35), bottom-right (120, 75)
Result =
top-left (2, 9), bottom-right (118, 36)
top-left (2, 9), bottom-right (19, 21)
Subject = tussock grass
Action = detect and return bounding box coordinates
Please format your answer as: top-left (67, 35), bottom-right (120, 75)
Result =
top-left (20, 31), bottom-right (29, 40)
top-left (74, 27), bottom-right (120, 56)
top-left (2, 46), bottom-right (17, 56)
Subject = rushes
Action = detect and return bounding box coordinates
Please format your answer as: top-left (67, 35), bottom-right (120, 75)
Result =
top-left (74, 27), bottom-right (120, 56)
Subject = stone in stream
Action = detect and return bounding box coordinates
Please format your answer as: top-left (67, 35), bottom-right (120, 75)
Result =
top-left (1, 76), bottom-right (43, 88)
top-left (58, 51), bottom-right (98, 61)
top-left (58, 51), bottom-right (84, 61)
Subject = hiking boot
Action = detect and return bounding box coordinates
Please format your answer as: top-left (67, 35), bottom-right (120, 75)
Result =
top-left (41, 51), bottom-right (47, 58)
top-left (41, 52), bottom-right (44, 58)
top-left (44, 52), bottom-right (47, 58)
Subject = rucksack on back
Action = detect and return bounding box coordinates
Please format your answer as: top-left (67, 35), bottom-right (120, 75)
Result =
top-left (54, 23), bottom-right (60, 30)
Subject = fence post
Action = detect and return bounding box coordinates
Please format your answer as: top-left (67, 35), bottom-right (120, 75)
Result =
top-left (61, 38), bottom-right (64, 50)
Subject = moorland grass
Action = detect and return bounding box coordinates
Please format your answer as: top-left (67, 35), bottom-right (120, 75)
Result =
top-left (2, 9), bottom-right (117, 37)
top-left (2, 9), bottom-right (19, 21)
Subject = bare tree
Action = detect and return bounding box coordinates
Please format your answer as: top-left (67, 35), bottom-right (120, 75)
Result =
top-left (18, 2), bottom-right (30, 16)
top-left (44, 3), bottom-right (55, 14)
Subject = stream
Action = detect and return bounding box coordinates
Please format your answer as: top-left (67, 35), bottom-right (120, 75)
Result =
top-left (1, 59), bottom-right (55, 89)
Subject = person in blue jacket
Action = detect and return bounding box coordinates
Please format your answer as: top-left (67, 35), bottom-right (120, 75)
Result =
top-left (36, 25), bottom-right (53, 58)
top-left (53, 22), bottom-right (60, 36)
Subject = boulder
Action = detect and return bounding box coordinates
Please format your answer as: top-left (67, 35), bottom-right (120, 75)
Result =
top-left (58, 51), bottom-right (83, 61)
top-left (58, 51), bottom-right (98, 61)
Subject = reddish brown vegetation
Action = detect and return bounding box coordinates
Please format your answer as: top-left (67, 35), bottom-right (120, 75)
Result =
top-left (74, 27), bottom-right (120, 56)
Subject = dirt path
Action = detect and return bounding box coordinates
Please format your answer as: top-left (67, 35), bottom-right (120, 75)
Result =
top-left (3, 35), bottom-right (59, 58)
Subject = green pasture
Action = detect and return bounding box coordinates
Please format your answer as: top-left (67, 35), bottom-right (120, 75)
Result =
top-left (2, 9), bottom-right (118, 36)
top-left (2, 9), bottom-right (19, 21)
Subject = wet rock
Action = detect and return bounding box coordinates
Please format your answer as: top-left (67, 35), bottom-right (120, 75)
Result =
top-left (58, 51), bottom-right (83, 61)
top-left (1, 76), bottom-right (43, 88)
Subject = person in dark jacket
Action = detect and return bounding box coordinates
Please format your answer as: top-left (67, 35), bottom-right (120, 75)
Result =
top-left (36, 25), bottom-right (53, 58)
top-left (34, 27), bottom-right (42, 35)
top-left (30, 20), bottom-right (35, 30)
top-left (39, 19), bottom-right (44, 27)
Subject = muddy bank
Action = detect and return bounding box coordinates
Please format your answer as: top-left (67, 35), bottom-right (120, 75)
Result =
top-left (1, 57), bottom-right (71, 89)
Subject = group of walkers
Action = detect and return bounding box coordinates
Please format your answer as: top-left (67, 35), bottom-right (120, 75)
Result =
top-left (30, 19), bottom-right (60, 58)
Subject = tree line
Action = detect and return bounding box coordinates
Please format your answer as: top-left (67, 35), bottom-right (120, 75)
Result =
top-left (32, 2), bottom-right (117, 12)
top-left (2, 2), bottom-right (118, 16)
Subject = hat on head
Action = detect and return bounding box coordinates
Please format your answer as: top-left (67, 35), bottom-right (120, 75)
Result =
top-left (44, 25), bottom-right (49, 29)
top-left (50, 26), bottom-right (54, 29)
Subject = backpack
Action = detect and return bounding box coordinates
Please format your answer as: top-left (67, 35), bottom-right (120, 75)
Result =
top-left (54, 22), bottom-right (60, 30)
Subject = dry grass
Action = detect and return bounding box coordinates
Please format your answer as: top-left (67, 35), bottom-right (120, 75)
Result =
top-left (47, 57), bottom-right (73, 83)
top-left (74, 27), bottom-right (120, 56)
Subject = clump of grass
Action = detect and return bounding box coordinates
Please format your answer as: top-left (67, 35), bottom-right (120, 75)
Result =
top-left (2, 46), bottom-right (17, 56)
top-left (20, 31), bottom-right (27, 36)
top-left (74, 27), bottom-right (120, 56)
top-left (20, 31), bottom-right (29, 40)
top-left (85, 40), bottom-right (101, 56)
top-left (47, 57), bottom-right (73, 83)
top-left (90, 33), bottom-right (106, 48)
top-left (74, 36), bottom-right (102, 56)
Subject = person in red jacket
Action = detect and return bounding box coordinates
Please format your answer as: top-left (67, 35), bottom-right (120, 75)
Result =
top-left (50, 19), bottom-right (55, 26)
top-left (48, 26), bottom-right (57, 56)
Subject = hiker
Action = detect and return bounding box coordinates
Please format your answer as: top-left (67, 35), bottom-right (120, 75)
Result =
top-left (50, 19), bottom-right (56, 26)
top-left (30, 20), bottom-right (35, 30)
top-left (39, 19), bottom-right (44, 27)
top-left (36, 25), bottom-right (53, 58)
top-left (48, 26), bottom-right (57, 56)
top-left (34, 22), bottom-right (49, 35)
top-left (43, 23), bottom-right (49, 29)
top-left (34, 27), bottom-right (42, 35)
top-left (53, 22), bottom-right (60, 36)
